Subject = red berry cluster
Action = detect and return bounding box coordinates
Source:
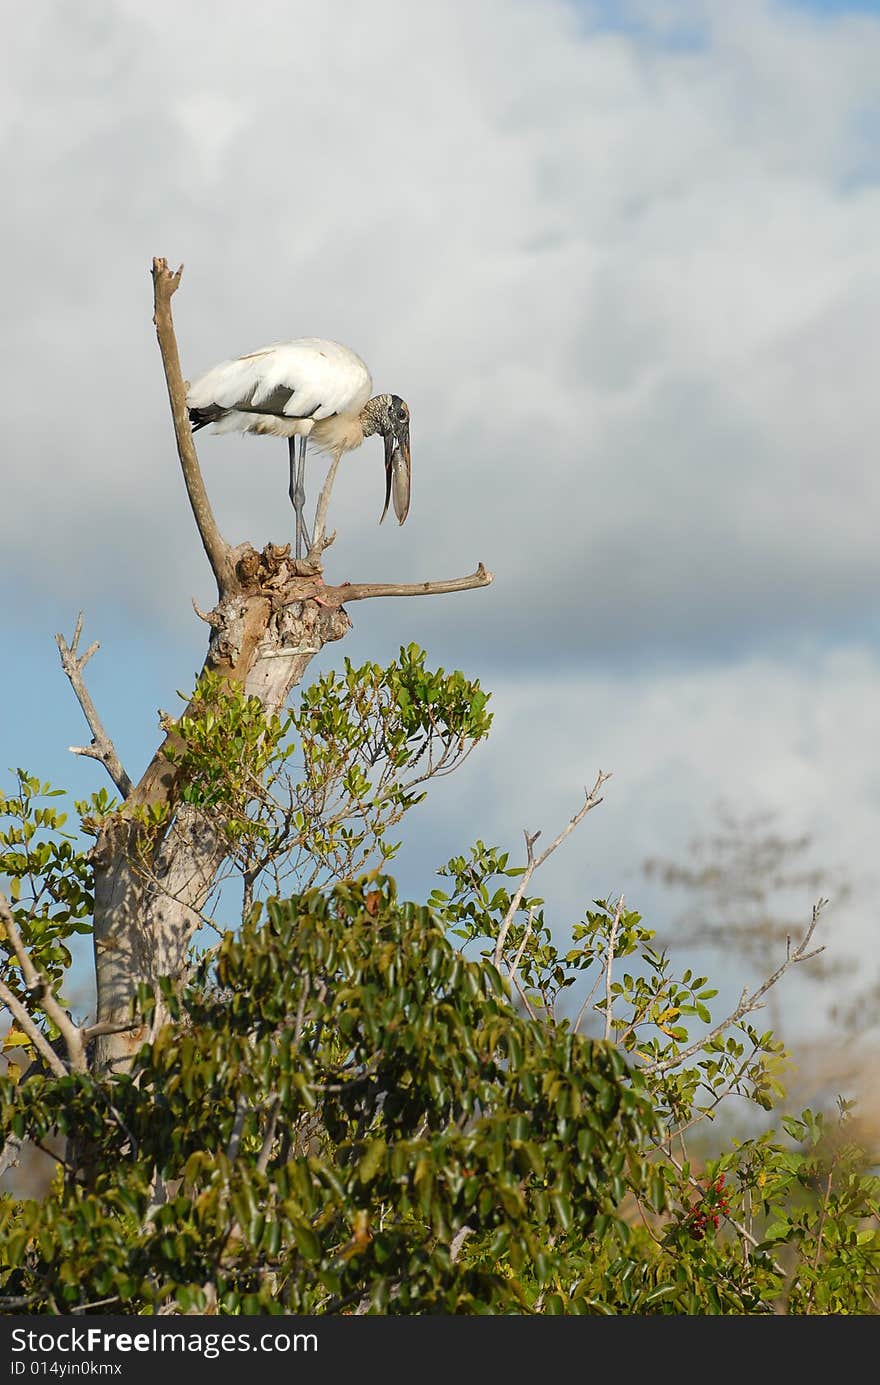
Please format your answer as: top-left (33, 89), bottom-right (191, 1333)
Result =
top-left (686, 1173), bottom-right (731, 1241)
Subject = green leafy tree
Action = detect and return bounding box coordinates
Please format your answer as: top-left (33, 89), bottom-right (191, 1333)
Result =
top-left (2, 659), bottom-right (878, 1314)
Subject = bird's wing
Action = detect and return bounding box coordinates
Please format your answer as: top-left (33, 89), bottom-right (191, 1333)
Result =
top-left (187, 339), bottom-right (372, 420)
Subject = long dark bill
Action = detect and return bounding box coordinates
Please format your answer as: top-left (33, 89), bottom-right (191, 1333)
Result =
top-left (391, 431), bottom-right (411, 525)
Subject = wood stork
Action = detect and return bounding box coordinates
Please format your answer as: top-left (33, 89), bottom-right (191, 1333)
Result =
top-left (186, 339), bottom-right (411, 557)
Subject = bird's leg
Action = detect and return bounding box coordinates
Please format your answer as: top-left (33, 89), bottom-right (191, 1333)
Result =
top-left (288, 436), bottom-right (311, 558)
top-left (288, 436), bottom-right (307, 558)
top-left (297, 437), bottom-right (312, 554)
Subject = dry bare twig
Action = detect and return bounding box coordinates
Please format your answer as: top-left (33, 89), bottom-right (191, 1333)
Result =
top-left (151, 257), bottom-right (236, 594)
top-left (308, 454), bottom-right (343, 561)
top-left (603, 894), bottom-right (624, 1041)
top-left (55, 615), bottom-right (132, 798)
top-left (642, 898), bottom-right (828, 1077)
top-left (508, 906), bottom-right (536, 988)
top-left (321, 564), bottom-right (495, 603)
top-left (493, 771), bottom-right (611, 968)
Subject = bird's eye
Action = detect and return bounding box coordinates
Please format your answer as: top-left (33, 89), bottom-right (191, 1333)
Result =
top-left (398, 406), bottom-right (409, 421)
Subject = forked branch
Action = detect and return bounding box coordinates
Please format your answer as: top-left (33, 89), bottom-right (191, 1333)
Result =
top-left (641, 897), bottom-right (829, 1077)
top-left (56, 614), bottom-right (132, 798)
top-left (151, 257), bottom-right (235, 594)
top-left (493, 771), bottom-right (611, 967)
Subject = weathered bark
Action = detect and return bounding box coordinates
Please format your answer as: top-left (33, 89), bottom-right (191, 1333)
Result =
top-left (84, 259), bottom-right (493, 1073)
top-left (91, 553), bottom-right (351, 1070)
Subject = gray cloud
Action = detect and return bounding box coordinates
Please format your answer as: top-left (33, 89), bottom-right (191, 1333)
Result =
top-left (3, 0), bottom-right (879, 671)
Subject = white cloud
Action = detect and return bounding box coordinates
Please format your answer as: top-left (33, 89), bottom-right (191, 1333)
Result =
top-left (2, 0), bottom-right (879, 652)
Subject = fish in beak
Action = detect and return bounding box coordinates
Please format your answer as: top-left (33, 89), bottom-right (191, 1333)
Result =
top-left (380, 423), bottom-right (411, 525)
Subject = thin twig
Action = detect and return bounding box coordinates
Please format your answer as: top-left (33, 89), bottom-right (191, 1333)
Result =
top-left (151, 257), bottom-right (235, 593)
top-left (70, 1296), bottom-right (122, 1315)
top-left (661, 1146), bottom-right (786, 1277)
top-left (665, 1041), bottom-right (762, 1142)
top-left (634, 1195), bottom-right (664, 1247)
top-left (55, 616), bottom-right (132, 797)
top-left (0, 894), bottom-right (85, 1072)
top-left (308, 453), bottom-right (344, 561)
top-left (508, 907), bottom-right (536, 987)
top-left (510, 969), bottom-right (539, 1022)
top-left (643, 899), bottom-right (828, 1077)
top-left (803, 1165), bottom-right (836, 1314)
top-left (572, 950), bottom-right (614, 1038)
top-left (603, 895), bottom-right (624, 1041)
top-left (493, 772), bottom-right (611, 967)
top-left (0, 979), bottom-right (67, 1077)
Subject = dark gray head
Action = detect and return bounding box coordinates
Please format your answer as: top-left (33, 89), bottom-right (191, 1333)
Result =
top-left (361, 393), bottom-right (411, 525)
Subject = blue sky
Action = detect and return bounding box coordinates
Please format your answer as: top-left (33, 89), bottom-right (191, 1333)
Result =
top-left (3, 0), bottom-right (880, 1054)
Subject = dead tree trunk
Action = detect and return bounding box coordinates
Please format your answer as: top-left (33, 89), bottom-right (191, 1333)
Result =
top-left (65, 258), bottom-right (493, 1073)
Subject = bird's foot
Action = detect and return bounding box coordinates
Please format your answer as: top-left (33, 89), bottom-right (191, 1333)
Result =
top-left (309, 575), bottom-right (341, 608)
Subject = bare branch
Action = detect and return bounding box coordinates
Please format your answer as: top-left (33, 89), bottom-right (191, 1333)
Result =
top-left (511, 969), bottom-right (539, 1022)
top-left (308, 452), bottom-right (344, 561)
top-left (571, 913), bottom-right (623, 1038)
top-left (508, 906), bottom-right (536, 988)
top-left (0, 1135), bottom-right (24, 1179)
top-left (493, 772), bottom-right (611, 967)
top-left (603, 895), bottom-right (624, 1041)
top-left (305, 564), bottom-right (494, 605)
top-left (55, 616), bottom-right (132, 798)
top-left (0, 894), bottom-right (86, 1072)
top-left (69, 1297), bottom-right (122, 1315)
top-left (151, 257), bottom-right (235, 594)
top-left (0, 978), bottom-right (67, 1078)
top-left (643, 899), bottom-right (828, 1077)
top-left (192, 596), bottom-right (223, 628)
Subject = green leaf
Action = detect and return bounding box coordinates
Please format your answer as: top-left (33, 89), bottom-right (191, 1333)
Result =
top-left (358, 1140), bottom-right (386, 1184)
top-left (291, 1223), bottom-right (322, 1262)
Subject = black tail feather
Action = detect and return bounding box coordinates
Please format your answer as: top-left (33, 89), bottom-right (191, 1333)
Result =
top-left (189, 405), bottom-right (225, 432)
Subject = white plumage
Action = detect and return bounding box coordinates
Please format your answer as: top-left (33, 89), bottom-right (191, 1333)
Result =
top-left (187, 339), bottom-right (372, 440)
top-left (187, 338), bottom-right (411, 557)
